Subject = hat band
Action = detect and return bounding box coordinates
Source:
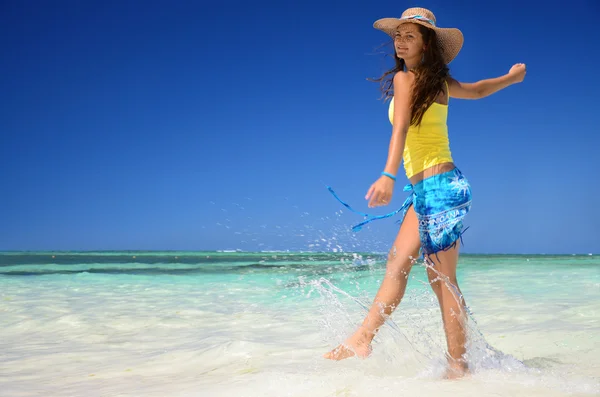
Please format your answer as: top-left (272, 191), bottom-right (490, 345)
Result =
top-left (399, 15), bottom-right (436, 27)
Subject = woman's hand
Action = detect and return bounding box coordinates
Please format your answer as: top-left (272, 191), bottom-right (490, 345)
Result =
top-left (508, 63), bottom-right (526, 83)
top-left (365, 176), bottom-right (395, 208)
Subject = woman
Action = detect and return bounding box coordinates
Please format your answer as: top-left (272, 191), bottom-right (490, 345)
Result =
top-left (324, 7), bottom-right (526, 378)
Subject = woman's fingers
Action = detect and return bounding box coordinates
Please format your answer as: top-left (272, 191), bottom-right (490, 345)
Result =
top-left (365, 185), bottom-right (375, 200)
top-left (369, 190), bottom-right (383, 208)
top-left (367, 180), bottom-right (393, 207)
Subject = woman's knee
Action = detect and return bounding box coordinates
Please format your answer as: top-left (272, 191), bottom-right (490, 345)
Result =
top-left (432, 269), bottom-right (459, 294)
top-left (425, 265), bottom-right (443, 298)
top-left (385, 250), bottom-right (415, 279)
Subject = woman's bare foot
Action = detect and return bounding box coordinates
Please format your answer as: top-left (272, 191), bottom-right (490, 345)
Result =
top-left (444, 359), bottom-right (469, 380)
top-left (323, 326), bottom-right (374, 360)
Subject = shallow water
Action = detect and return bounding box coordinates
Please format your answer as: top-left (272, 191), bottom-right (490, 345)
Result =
top-left (0, 252), bottom-right (598, 396)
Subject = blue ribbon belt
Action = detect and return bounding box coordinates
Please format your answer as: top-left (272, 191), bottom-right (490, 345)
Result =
top-left (327, 183), bottom-right (415, 232)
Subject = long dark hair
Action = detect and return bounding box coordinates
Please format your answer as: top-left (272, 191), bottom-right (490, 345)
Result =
top-left (370, 24), bottom-right (449, 126)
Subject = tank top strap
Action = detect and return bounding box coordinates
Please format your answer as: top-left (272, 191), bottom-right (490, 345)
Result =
top-left (444, 79), bottom-right (450, 103)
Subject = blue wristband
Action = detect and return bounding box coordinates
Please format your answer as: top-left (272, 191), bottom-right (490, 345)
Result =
top-left (381, 171), bottom-right (396, 181)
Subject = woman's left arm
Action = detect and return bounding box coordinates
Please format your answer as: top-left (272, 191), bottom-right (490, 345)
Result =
top-left (448, 63), bottom-right (526, 100)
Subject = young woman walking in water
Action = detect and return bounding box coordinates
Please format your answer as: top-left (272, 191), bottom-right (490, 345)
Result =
top-left (324, 7), bottom-right (526, 378)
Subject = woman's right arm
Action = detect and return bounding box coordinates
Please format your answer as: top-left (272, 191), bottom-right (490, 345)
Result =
top-left (367, 71), bottom-right (414, 207)
top-left (381, 71), bottom-right (414, 178)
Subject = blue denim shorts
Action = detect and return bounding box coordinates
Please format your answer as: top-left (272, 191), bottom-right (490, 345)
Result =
top-left (403, 167), bottom-right (472, 255)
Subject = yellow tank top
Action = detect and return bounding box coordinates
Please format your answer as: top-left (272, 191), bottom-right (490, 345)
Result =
top-left (388, 82), bottom-right (453, 179)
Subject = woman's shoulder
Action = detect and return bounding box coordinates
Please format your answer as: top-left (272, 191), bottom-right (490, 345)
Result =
top-left (393, 70), bottom-right (416, 85)
top-left (393, 71), bottom-right (416, 97)
top-left (444, 75), bottom-right (457, 84)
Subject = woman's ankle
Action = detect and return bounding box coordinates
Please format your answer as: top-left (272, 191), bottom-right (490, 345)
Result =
top-left (447, 355), bottom-right (468, 370)
top-left (357, 324), bottom-right (377, 341)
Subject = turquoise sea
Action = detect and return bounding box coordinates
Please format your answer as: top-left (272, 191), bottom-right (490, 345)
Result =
top-left (0, 251), bottom-right (598, 396)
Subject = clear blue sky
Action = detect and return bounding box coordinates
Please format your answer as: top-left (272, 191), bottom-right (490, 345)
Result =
top-left (2, 0), bottom-right (599, 254)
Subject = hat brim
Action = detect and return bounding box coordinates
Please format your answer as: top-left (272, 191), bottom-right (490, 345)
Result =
top-left (373, 18), bottom-right (464, 64)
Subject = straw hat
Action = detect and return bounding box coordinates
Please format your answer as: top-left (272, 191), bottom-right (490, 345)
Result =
top-left (373, 7), bottom-right (463, 64)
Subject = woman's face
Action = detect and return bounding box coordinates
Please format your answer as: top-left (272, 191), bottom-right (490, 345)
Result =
top-left (394, 23), bottom-right (425, 60)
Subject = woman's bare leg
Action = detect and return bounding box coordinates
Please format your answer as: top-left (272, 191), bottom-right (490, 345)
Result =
top-left (324, 205), bottom-right (422, 360)
top-left (425, 243), bottom-right (469, 378)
